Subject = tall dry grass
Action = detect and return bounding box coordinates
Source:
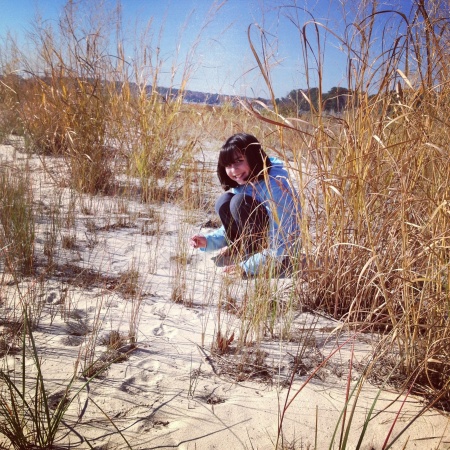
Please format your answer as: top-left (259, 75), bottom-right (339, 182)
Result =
top-left (0, 0), bottom-right (449, 446)
top-left (0, 0), bottom-right (222, 200)
top-left (0, 166), bottom-right (35, 277)
top-left (247, 0), bottom-right (450, 407)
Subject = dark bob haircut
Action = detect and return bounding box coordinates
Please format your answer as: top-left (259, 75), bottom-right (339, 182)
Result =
top-left (217, 133), bottom-right (272, 190)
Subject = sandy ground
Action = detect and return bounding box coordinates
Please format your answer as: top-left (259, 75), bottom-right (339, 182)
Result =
top-left (0, 141), bottom-right (449, 449)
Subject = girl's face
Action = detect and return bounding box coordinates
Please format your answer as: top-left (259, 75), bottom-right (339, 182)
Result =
top-left (225, 152), bottom-right (251, 185)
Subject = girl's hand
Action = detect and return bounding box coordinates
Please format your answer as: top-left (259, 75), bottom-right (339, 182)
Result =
top-left (223, 264), bottom-right (244, 276)
top-left (190, 235), bottom-right (207, 249)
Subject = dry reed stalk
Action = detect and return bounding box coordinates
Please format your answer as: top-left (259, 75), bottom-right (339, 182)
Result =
top-left (246, 0), bottom-right (450, 416)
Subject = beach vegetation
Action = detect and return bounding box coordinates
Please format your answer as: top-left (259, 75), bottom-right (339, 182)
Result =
top-left (0, 0), bottom-right (448, 448)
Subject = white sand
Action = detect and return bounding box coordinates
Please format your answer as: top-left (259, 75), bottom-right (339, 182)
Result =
top-left (0, 142), bottom-right (449, 449)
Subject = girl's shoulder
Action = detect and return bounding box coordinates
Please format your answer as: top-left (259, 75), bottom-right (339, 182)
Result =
top-left (266, 158), bottom-right (298, 196)
top-left (268, 157), bottom-right (289, 178)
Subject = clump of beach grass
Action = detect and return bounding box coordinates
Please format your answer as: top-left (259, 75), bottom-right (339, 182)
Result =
top-left (246, 0), bottom-right (450, 426)
top-left (0, 165), bottom-right (35, 277)
top-left (0, 310), bottom-right (91, 449)
top-left (1, 0), bottom-right (217, 203)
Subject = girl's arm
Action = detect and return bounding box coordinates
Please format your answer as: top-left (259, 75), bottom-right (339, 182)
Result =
top-left (198, 226), bottom-right (228, 252)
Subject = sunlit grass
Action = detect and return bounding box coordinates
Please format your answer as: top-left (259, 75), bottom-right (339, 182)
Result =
top-left (0, 0), bottom-right (449, 448)
top-left (246, 0), bottom-right (450, 421)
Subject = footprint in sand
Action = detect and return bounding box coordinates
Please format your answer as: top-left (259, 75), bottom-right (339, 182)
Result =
top-left (153, 324), bottom-right (164, 336)
top-left (120, 358), bottom-right (162, 394)
top-left (153, 322), bottom-right (178, 339)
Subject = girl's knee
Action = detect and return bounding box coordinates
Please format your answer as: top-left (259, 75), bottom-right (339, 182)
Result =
top-left (215, 192), bottom-right (234, 215)
top-left (229, 193), bottom-right (251, 211)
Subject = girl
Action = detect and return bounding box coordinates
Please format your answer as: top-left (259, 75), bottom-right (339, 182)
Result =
top-left (190, 133), bottom-right (301, 277)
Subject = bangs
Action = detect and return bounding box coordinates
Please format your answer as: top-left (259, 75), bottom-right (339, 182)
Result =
top-left (218, 148), bottom-right (242, 168)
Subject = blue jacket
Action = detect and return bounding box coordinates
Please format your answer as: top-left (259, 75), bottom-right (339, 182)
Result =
top-left (202, 157), bottom-right (301, 275)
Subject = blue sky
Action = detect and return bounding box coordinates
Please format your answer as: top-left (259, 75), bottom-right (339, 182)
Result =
top-left (0, 0), bottom-right (414, 98)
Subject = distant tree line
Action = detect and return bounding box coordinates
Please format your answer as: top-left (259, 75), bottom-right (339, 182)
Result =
top-left (276, 87), bottom-right (356, 114)
top-left (1, 73), bottom-right (359, 111)
top-left (157, 86), bottom-right (268, 106)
